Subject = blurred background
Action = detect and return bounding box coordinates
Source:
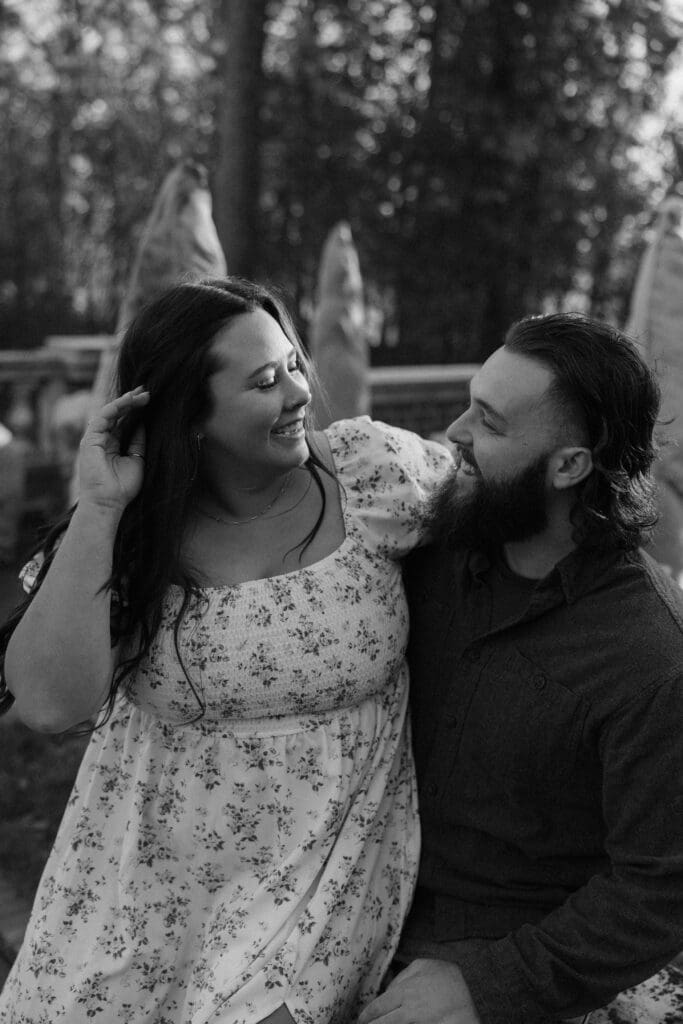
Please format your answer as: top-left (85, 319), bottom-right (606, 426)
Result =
top-left (1, 0), bottom-right (682, 362)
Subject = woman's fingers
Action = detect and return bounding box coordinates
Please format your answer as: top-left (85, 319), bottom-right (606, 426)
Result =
top-left (126, 424), bottom-right (146, 461)
top-left (77, 391), bottom-right (150, 510)
top-left (97, 386), bottom-right (149, 424)
top-left (84, 388), bottom-right (150, 445)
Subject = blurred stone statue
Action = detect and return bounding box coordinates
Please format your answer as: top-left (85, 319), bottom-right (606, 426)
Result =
top-left (626, 191), bottom-right (683, 579)
top-left (92, 159), bottom-right (227, 404)
top-left (310, 222), bottom-right (369, 427)
top-left (55, 159), bottom-right (225, 503)
top-left (57, 160), bottom-right (227, 503)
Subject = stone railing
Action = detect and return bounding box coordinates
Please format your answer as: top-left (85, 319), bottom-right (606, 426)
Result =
top-left (0, 350), bottom-right (68, 455)
top-left (370, 364), bottom-right (477, 437)
top-left (0, 337), bottom-right (112, 451)
top-left (0, 338), bottom-right (112, 560)
top-left (0, 337), bottom-right (476, 560)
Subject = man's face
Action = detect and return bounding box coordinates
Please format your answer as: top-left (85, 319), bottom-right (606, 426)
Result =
top-left (430, 347), bottom-right (565, 549)
top-left (428, 447), bottom-right (551, 550)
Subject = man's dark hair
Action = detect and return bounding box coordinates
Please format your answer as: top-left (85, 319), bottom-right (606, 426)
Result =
top-left (504, 312), bottom-right (660, 551)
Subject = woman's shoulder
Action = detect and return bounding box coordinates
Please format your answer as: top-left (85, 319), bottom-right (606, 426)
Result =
top-left (321, 416), bottom-right (452, 482)
top-left (314, 418), bottom-right (452, 558)
top-left (319, 415), bottom-right (379, 455)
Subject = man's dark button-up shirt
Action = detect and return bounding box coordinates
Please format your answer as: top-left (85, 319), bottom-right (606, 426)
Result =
top-left (403, 541), bottom-right (683, 1024)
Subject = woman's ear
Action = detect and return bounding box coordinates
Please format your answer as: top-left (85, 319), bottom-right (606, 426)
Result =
top-left (549, 446), bottom-right (593, 491)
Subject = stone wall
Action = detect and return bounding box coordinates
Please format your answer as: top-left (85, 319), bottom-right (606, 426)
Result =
top-left (370, 365), bottom-right (476, 437)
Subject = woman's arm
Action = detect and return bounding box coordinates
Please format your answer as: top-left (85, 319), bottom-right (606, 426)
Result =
top-left (5, 387), bottom-right (149, 733)
top-left (6, 504), bottom-right (122, 732)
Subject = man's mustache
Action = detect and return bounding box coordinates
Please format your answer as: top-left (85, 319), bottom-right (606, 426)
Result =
top-left (454, 447), bottom-right (479, 473)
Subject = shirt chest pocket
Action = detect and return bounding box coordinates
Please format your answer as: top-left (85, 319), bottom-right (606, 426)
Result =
top-left (455, 646), bottom-right (586, 800)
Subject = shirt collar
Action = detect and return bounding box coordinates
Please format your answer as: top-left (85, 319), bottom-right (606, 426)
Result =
top-left (466, 541), bottom-right (624, 605)
top-left (550, 544), bottom-right (625, 604)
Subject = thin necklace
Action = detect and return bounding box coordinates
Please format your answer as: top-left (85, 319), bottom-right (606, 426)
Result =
top-left (197, 472), bottom-right (292, 525)
top-left (196, 471), bottom-right (312, 526)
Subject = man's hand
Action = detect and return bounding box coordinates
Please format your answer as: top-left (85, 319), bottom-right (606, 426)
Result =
top-left (358, 958), bottom-right (483, 1024)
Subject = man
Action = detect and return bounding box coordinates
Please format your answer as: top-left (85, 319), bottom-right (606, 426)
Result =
top-left (360, 313), bottom-right (683, 1024)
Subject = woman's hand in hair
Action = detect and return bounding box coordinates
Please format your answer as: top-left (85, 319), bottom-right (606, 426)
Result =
top-left (78, 387), bottom-right (150, 513)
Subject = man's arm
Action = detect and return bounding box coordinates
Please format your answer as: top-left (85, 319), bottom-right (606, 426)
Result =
top-left (363, 673), bottom-right (683, 1024)
top-left (456, 672), bottom-right (683, 1024)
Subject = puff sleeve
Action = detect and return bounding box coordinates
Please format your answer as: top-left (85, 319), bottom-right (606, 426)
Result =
top-left (325, 416), bottom-right (453, 559)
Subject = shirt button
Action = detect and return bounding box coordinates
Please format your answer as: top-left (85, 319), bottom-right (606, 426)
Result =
top-left (533, 674), bottom-right (547, 691)
top-left (446, 715), bottom-right (458, 729)
top-left (426, 783), bottom-right (438, 798)
top-left (466, 645), bottom-right (481, 662)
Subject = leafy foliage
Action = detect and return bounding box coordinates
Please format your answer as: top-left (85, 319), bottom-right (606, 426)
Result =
top-left (0, 0), bottom-right (681, 361)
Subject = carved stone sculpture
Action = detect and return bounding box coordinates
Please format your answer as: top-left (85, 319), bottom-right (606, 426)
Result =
top-left (92, 159), bottom-right (227, 404)
top-left (310, 222), bottom-right (369, 428)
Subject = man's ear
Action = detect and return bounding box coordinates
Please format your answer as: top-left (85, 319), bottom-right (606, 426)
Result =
top-left (549, 446), bottom-right (593, 491)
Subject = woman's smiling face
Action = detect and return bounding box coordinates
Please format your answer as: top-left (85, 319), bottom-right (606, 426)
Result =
top-left (198, 308), bottom-right (312, 482)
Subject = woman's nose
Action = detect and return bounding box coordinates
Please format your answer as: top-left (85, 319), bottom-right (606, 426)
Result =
top-left (287, 373), bottom-right (311, 409)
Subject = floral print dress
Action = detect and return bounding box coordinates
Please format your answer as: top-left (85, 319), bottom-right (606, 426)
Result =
top-left (0, 418), bottom-right (452, 1024)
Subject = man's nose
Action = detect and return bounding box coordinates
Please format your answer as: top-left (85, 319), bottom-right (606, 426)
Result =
top-left (446, 409), bottom-right (471, 446)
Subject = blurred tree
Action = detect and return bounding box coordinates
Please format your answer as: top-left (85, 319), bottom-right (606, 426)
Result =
top-left (0, 0), bottom-right (680, 365)
top-left (257, 0), bottom-right (681, 361)
top-left (213, 0), bottom-right (269, 276)
top-left (259, 0), bottom-right (434, 333)
top-left (0, 0), bottom-right (219, 347)
top-left (356, 0), bottom-right (681, 362)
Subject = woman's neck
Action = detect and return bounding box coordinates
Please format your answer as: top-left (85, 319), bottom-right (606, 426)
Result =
top-left (196, 466), bottom-right (308, 523)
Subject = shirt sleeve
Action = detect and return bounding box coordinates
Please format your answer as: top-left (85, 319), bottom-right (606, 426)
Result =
top-left (456, 671), bottom-right (683, 1024)
top-left (325, 416), bottom-right (453, 559)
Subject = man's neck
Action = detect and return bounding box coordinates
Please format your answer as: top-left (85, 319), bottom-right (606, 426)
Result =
top-left (502, 515), bottom-right (577, 581)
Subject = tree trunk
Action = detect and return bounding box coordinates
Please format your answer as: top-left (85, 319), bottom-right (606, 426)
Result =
top-left (214, 0), bottom-right (269, 277)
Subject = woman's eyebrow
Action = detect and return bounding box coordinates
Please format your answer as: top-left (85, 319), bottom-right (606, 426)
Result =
top-left (245, 348), bottom-right (297, 382)
top-left (245, 360), bottom-right (279, 381)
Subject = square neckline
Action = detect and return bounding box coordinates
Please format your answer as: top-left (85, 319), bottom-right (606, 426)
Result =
top-left (178, 427), bottom-right (352, 591)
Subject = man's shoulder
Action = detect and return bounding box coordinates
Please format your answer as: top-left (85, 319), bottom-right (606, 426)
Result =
top-left (630, 548), bottom-right (683, 626)
top-left (574, 547), bottom-right (683, 691)
top-left (618, 547), bottom-right (683, 636)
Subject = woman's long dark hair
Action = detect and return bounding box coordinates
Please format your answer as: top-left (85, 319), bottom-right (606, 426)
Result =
top-left (0, 277), bottom-right (332, 724)
top-left (504, 312), bottom-right (661, 551)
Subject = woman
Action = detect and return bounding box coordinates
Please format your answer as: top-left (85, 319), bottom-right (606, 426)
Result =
top-left (0, 278), bottom-right (452, 1024)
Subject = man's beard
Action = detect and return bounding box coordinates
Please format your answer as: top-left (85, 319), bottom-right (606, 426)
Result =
top-left (427, 450), bottom-right (550, 551)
